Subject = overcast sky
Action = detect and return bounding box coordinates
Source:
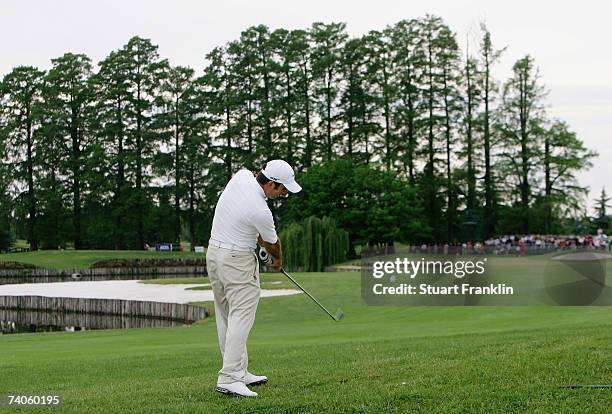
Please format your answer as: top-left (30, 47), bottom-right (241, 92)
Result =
top-left (2, 0), bottom-right (610, 213)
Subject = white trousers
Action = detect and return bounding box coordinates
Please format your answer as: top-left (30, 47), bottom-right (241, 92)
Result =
top-left (206, 244), bottom-right (260, 384)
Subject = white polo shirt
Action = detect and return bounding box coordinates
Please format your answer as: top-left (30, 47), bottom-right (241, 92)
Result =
top-left (210, 169), bottom-right (278, 250)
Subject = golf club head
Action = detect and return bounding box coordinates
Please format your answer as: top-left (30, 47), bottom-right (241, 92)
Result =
top-left (334, 308), bottom-right (344, 321)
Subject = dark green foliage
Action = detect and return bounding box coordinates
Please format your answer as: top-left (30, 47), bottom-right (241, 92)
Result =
top-left (0, 17), bottom-right (599, 251)
top-left (322, 216), bottom-right (350, 267)
top-left (43, 53), bottom-right (95, 249)
top-left (281, 158), bottom-right (431, 251)
top-left (497, 56), bottom-right (547, 234)
top-left (82, 202), bottom-right (116, 250)
top-left (0, 158), bottom-right (12, 250)
top-left (146, 187), bottom-right (175, 246)
top-left (310, 22), bottom-right (348, 161)
top-left (0, 66), bottom-right (46, 250)
top-left (158, 65), bottom-right (197, 243)
top-left (478, 23), bottom-right (506, 239)
top-left (37, 193), bottom-right (70, 250)
top-left (279, 215), bottom-right (348, 271)
top-left (278, 222), bottom-right (303, 270)
top-left (0, 224), bottom-right (10, 251)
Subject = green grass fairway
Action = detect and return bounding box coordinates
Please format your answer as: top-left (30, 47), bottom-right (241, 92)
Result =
top-left (1, 272), bottom-right (611, 413)
top-left (140, 274), bottom-right (295, 290)
top-left (0, 250), bottom-right (203, 269)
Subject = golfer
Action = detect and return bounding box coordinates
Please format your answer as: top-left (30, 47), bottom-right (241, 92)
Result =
top-left (207, 159), bottom-right (301, 397)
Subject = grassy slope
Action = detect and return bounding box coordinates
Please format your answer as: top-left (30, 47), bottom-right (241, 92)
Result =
top-left (0, 250), bottom-right (204, 269)
top-left (1, 271), bottom-right (611, 413)
top-left (143, 254), bottom-right (612, 304)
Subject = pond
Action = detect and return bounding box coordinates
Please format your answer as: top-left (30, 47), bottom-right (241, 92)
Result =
top-left (0, 280), bottom-right (301, 334)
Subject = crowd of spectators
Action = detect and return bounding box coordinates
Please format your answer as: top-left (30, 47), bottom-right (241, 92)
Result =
top-left (398, 229), bottom-right (611, 256)
top-left (482, 229), bottom-right (610, 255)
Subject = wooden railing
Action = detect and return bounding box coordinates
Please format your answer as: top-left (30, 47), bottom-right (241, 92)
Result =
top-left (0, 296), bottom-right (208, 323)
top-left (0, 266), bottom-right (207, 284)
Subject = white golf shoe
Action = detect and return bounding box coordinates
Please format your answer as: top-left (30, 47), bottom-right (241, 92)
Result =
top-left (245, 372), bottom-right (268, 386)
top-left (215, 382), bottom-right (258, 397)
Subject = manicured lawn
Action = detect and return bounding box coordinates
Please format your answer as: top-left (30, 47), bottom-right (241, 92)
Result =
top-left (1, 271), bottom-right (611, 413)
top-left (146, 253), bottom-right (612, 306)
top-left (13, 239), bottom-right (30, 249)
top-left (0, 250), bottom-right (204, 269)
top-left (141, 273), bottom-right (295, 290)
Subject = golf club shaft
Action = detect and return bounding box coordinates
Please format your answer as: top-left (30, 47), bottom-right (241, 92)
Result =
top-left (280, 268), bottom-right (337, 321)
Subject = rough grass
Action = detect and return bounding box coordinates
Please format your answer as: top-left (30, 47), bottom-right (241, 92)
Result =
top-left (1, 272), bottom-right (611, 413)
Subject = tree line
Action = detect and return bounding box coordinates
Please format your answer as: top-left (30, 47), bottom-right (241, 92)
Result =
top-left (0, 16), bottom-right (597, 250)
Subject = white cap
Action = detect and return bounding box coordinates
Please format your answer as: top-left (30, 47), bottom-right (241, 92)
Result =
top-left (261, 159), bottom-right (302, 193)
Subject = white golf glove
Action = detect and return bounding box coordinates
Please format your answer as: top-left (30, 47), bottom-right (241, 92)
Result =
top-left (258, 247), bottom-right (274, 266)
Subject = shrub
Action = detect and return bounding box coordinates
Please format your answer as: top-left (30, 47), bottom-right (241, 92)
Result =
top-left (280, 216), bottom-right (349, 272)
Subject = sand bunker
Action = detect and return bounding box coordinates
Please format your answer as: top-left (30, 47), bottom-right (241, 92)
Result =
top-left (0, 280), bottom-right (301, 304)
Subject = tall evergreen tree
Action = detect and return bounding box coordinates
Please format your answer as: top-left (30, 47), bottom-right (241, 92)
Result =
top-left (419, 15), bottom-right (449, 241)
top-left (364, 29), bottom-right (397, 170)
top-left (202, 46), bottom-right (240, 181)
top-left (184, 75), bottom-right (216, 249)
top-left (159, 65), bottom-right (196, 243)
top-left (594, 188), bottom-right (610, 231)
top-left (229, 34), bottom-right (258, 168)
top-left (479, 23), bottom-right (505, 237)
top-left (237, 25), bottom-right (278, 162)
top-left (339, 36), bottom-right (368, 160)
top-left (0, 66), bottom-right (46, 250)
top-left (271, 28), bottom-right (303, 167)
top-left (311, 22), bottom-right (348, 160)
top-left (122, 36), bottom-right (168, 249)
top-left (43, 53), bottom-right (94, 248)
top-left (461, 38), bottom-right (482, 212)
top-left (435, 24), bottom-right (461, 243)
top-left (391, 19), bottom-right (425, 183)
top-left (93, 48), bottom-right (133, 249)
top-left (293, 29), bottom-right (315, 168)
top-left (0, 108), bottom-right (12, 249)
top-left (541, 120), bottom-right (596, 231)
top-left (498, 55), bottom-right (547, 233)
top-left (36, 112), bottom-right (66, 249)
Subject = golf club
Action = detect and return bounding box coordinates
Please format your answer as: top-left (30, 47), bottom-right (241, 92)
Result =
top-left (280, 268), bottom-right (344, 322)
top-left (258, 248), bottom-right (343, 321)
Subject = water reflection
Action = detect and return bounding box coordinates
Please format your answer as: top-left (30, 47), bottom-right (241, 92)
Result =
top-left (0, 309), bottom-right (187, 334)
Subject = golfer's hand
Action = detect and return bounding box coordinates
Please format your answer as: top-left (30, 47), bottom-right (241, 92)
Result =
top-left (260, 238), bottom-right (282, 271)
